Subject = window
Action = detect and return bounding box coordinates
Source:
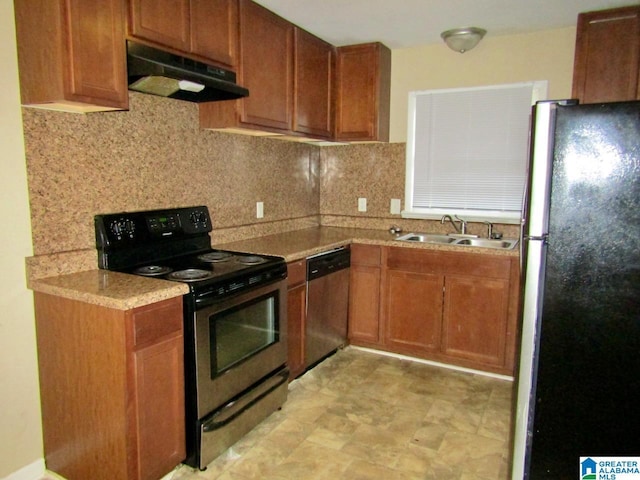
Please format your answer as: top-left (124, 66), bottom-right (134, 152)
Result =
top-left (404, 81), bottom-right (547, 224)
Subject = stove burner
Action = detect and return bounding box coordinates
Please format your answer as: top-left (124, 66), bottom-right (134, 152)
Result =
top-left (198, 251), bottom-right (233, 263)
top-left (236, 255), bottom-right (266, 265)
top-left (134, 265), bottom-right (173, 276)
top-left (167, 269), bottom-right (215, 282)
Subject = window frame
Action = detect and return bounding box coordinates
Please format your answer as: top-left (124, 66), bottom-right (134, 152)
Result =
top-left (403, 81), bottom-right (548, 224)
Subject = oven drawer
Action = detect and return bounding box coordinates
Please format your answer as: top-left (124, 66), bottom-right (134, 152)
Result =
top-left (197, 366), bottom-right (289, 469)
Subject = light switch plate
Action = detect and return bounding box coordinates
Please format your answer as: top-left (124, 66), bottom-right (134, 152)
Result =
top-left (256, 201), bottom-right (264, 218)
top-left (358, 198), bottom-right (367, 212)
top-left (390, 198), bottom-right (401, 214)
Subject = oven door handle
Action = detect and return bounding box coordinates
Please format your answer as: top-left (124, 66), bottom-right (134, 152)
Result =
top-left (202, 368), bottom-right (289, 432)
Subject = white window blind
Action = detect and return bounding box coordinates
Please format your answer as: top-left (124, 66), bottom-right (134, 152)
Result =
top-left (405, 81), bottom-right (547, 223)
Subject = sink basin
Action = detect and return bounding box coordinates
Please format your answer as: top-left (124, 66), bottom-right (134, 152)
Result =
top-left (395, 232), bottom-right (518, 250)
top-left (454, 238), bottom-right (519, 250)
top-left (395, 233), bottom-right (457, 244)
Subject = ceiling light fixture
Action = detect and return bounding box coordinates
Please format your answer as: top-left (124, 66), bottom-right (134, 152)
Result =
top-left (441, 27), bottom-right (487, 53)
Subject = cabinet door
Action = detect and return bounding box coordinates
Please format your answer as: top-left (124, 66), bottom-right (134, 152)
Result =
top-left (128, 0), bottom-right (191, 52)
top-left (287, 284), bottom-right (306, 379)
top-left (67, 0), bottom-right (128, 107)
top-left (349, 264), bottom-right (381, 344)
top-left (133, 336), bottom-right (185, 480)
top-left (384, 270), bottom-right (443, 354)
top-left (293, 28), bottom-right (334, 138)
top-left (238, 0), bottom-right (293, 131)
top-left (335, 42), bottom-right (391, 142)
top-left (287, 259), bottom-right (307, 379)
top-left (572, 6), bottom-right (640, 103)
top-left (191, 0), bottom-right (238, 68)
top-left (15, 0), bottom-right (128, 111)
top-left (130, 298), bottom-right (185, 480)
top-left (441, 274), bottom-right (510, 367)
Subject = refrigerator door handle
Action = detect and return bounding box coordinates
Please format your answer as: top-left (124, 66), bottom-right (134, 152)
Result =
top-left (524, 234), bottom-right (548, 242)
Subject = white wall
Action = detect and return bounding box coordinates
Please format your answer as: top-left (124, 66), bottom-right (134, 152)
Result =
top-left (0, 2), bottom-right (43, 478)
top-left (389, 27), bottom-right (577, 142)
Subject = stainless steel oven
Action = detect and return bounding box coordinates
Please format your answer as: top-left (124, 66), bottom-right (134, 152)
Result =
top-left (194, 279), bottom-right (287, 416)
top-left (190, 278), bottom-right (288, 468)
top-left (95, 206), bottom-right (289, 470)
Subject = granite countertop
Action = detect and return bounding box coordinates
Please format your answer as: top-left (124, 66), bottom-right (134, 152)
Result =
top-left (29, 269), bottom-right (189, 310)
top-left (213, 226), bottom-right (520, 262)
top-left (28, 226), bottom-right (518, 309)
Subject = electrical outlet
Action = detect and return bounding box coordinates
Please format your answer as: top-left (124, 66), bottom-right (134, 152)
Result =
top-left (390, 198), bottom-right (401, 214)
top-left (358, 198), bottom-right (367, 212)
top-left (256, 201), bottom-right (264, 218)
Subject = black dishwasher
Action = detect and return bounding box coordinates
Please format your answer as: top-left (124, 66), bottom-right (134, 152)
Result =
top-left (305, 247), bottom-right (351, 367)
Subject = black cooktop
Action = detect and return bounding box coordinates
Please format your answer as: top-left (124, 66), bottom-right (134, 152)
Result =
top-left (95, 206), bottom-right (286, 301)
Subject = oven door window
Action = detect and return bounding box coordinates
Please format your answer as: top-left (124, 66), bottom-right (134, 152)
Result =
top-left (210, 292), bottom-right (279, 376)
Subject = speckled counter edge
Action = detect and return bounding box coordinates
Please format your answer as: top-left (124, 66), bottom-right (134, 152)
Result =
top-left (29, 270), bottom-right (189, 311)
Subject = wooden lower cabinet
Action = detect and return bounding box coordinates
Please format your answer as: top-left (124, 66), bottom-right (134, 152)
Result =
top-left (442, 274), bottom-right (510, 367)
top-left (348, 245), bottom-right (520, 376)
top-left (34, 293), bottom-right (185, 480)
top-left (286, 260), bottom-right (307, 379)
top-left (348, 245), bottom-right (382, 345)
top-left (384, 270), bottom-right (442, 354)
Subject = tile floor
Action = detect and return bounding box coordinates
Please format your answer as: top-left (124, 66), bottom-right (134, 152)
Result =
top-left (166, 347), bottom-right (514, 480)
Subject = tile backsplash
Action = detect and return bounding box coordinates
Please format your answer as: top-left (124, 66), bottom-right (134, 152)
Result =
top-left (22, 93), bottom-right (320, 256)
top-left (21, 91), bottom-right (517, 267)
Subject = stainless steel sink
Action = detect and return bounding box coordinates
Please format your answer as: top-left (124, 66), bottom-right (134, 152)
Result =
top-left (454, 238), bottom-right (519, 249)
top-left (395, 232), bottom-right (518, 250)
top-left (395, 233), bottom-right (457, 244)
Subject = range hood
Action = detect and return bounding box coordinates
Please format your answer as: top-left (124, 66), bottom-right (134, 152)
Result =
top-left (126, 41), bottom-right (249, 103)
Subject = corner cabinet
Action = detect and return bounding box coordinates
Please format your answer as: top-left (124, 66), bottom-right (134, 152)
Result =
top-left (127, 0), bottom-right (238, 70)
top-left (572, 6), bottom-right (640, 104)
top-left (335, 43), bottom-right (391, 142)
top-left (34, 294), bottom-right (185, 480)
top-left (14, 0), bottom-right (128, 112)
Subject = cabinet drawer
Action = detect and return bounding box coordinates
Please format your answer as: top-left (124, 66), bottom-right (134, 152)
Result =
top-left (351, 244), bottom-right (381, 266)
top-left (287, 260), bottom-right (306, 288)
top-left (132, 298), bottom-right (183, 347)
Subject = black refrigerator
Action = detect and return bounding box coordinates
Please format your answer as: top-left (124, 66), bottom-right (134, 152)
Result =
top-left (511, 100), bottom-right (640, 478)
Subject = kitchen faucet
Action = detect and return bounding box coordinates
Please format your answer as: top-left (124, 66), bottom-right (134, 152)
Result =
top-left (484, 221), bottom-right (493, 239)
top-left (441, 214), bottom-right (467, 234)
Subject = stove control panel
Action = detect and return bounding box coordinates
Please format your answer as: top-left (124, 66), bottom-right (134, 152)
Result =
top-left (95, 206), bottom-right (213, 249)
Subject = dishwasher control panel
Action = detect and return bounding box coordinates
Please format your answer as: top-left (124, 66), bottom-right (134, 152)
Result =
top-left (306, 247), bottom-right (350, 281)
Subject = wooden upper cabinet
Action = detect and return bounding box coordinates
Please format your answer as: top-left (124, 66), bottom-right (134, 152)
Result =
top-left (191, 0), bottom-right (238, 68)
top-left (127, 0), bottom-right (238, 69)
top-left (335, 42), bottom-right (391, 142)
top-left (14, 0), bottom-right (128, 112)
top-left (293, 28), bottom-right (334, 139)
top-left (199, 0), bottom-right (293, 133)
top-left (128, 0), bottom-right (191, 52)
top-left (237, 0), bottom-right (293, 131)
top-left (572, 6), bottom-right (640, 104)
